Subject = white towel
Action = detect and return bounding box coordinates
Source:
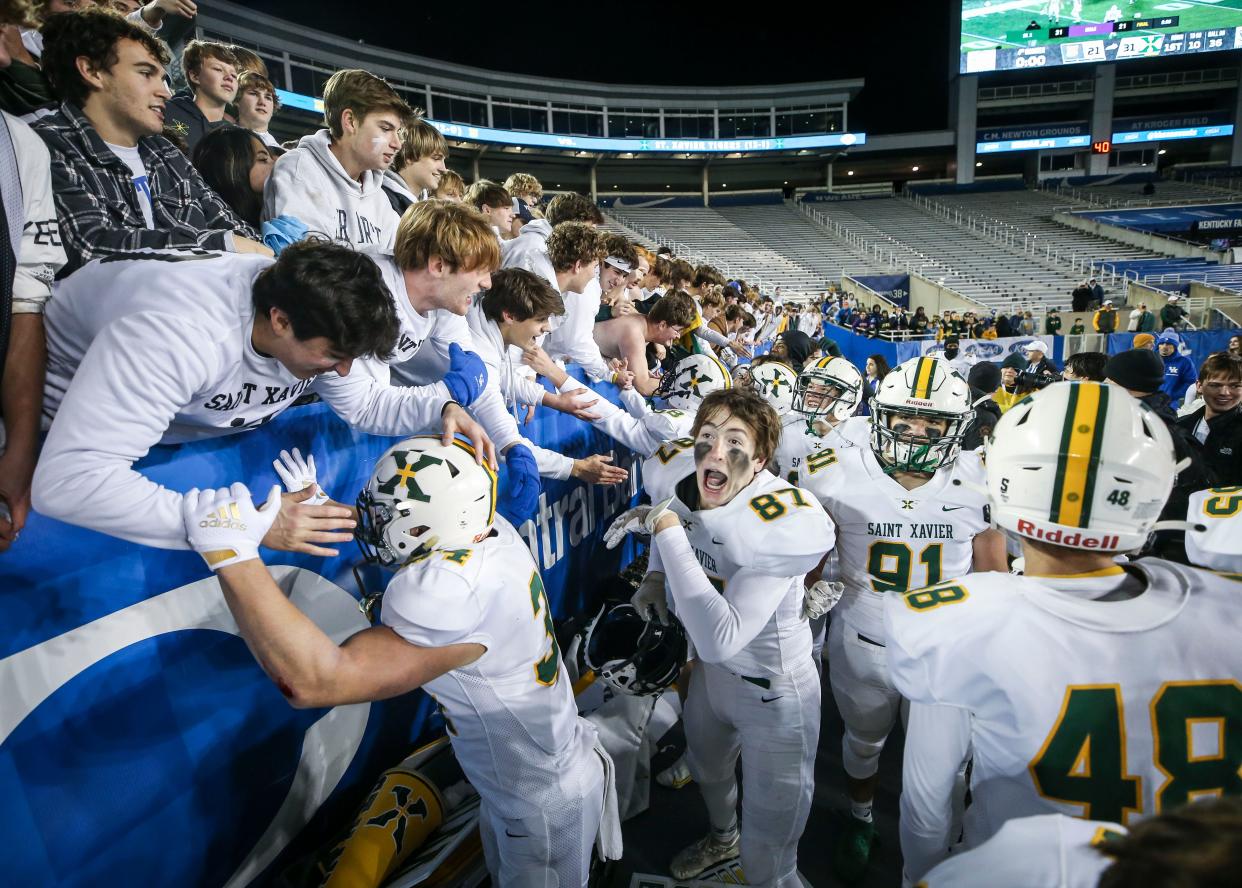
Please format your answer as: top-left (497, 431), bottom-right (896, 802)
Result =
top-left (593, 740), bottom-right (623, 861)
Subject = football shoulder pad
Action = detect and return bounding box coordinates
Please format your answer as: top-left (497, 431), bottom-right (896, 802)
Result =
top-left (641, 437), bottom-right (697, 502)
top-left (382, 548), bottom-right (487, 642)
top-left (1185, 487), bottom-right (1242, 572)
top-left (883, 569), bottom-right (1019, 705)
top-left (643, 409), bottom-right (694, 447)
top-left (702, 471), bottom-right (836, 576)
top-left (796, 437), bottom-right (859, 504)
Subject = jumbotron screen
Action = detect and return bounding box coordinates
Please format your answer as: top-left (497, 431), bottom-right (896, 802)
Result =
top-left (960, 0), bottom-right (1242, 73)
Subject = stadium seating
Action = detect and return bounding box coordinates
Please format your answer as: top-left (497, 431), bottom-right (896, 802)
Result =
top-left (605, 204), bottom-right (892, 297)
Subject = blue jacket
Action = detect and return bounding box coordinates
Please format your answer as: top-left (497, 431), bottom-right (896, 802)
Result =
top-left (1160, 352), bottom-right (1198, 405)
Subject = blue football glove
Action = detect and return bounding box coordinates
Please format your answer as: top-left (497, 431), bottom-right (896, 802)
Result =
top-left (443, 343), bottom-right (488, 407)
top-left (261, 215), bottom-right (309, 255)
top-left (498, 443), bottom-right (540, 524)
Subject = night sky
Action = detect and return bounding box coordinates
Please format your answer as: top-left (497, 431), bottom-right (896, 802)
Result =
top-left (247, 2), bottom-right (956, 135)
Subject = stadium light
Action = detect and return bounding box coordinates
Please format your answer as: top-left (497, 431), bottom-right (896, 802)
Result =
top-left (1158, 149), bottom-right (1167, 155)
top-left (847, 170), bottom-right (854, 176)
top-left (975, 161), bottom-right (983, 167)
top-left (912, 165), bottom-right (920, 171)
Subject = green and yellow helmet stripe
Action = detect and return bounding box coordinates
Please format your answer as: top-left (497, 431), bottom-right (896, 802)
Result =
top-left (1049, 383), bottom-right (1109, 528)
top-left (814, 355), bottom-right (835, 369)
top-left (706, 353), bottom-right (732, 388)
top-left (910, 356), bottom-right (938, 400)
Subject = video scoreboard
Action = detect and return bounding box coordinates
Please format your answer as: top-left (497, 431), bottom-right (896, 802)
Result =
top-left (960, 1), bottom-right (1242, 73)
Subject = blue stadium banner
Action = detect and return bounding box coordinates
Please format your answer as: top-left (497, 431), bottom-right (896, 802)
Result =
top-left (896, 334), bottom-right (1065, 367)
top-left (851, 274), bottom-right (910, 308)
top-left (0, 376), bottom-right (640, 887)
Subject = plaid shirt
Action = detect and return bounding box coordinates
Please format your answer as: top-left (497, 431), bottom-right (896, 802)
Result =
top-left (32, 102), bottom-right (257, 276)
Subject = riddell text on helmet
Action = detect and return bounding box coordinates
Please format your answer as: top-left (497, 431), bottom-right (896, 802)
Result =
top-left (1016, 519), bottom-right (1119, 550)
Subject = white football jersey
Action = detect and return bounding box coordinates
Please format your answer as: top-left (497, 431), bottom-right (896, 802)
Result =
top-left (1185, 487), bottom-right (1242, 572)
top-left (886, 561), bottom-right (1242, 848)
top-left (919, 815), bottom-right (1122, 888)
top-left (380, 518), bottom-right (594, 818)
top-left (823, 414), bottom-right (872, 449)
top-left (642, 441), bottom-right (836, 675)
top-left (800, 444), bottom-right (990, 640)
top-left (772, 414), bottom-right (829, 485)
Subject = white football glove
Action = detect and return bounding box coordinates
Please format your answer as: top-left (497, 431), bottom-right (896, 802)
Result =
top-left (803, 580), bottom-right (844, 620)
top-left (272, 448), bottom-right (327, 505)
top-left (631, 571), bottom-right (670, 625)
top-left (183, 483), bottom-right (282, 571)
top-left (603, 496), bottom-right (677, 550)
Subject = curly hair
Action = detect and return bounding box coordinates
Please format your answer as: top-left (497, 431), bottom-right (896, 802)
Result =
top-left (40, 9), bottom-right (171, 109)
top-left (545, 222), bottom-right (601, 273)
top-left (545, 192), bottom-right (603, 226)
top-left (598, 233), bottom-right (638, 269)
top-left (503, 172), bottom-right (543, 202)
top-left (0, 0), bottom-right (35, 27)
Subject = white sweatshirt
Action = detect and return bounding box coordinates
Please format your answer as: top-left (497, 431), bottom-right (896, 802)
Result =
top-left (465, 302), bottom-right (574, 480)
top-left (263, 129), bottom-right (399, 250)
top-left (35, 251), bottom-right (450, 549)
top-left (7, 112), bottom-right (65, 314)
top-left (499, 219), bottom-right (556, 290)
top-left (544, 276), bottom-right (611, 382)
top-left (364, 254), bottom-right (525, 462)
top-left (556, 376), bottom-right (692, 458)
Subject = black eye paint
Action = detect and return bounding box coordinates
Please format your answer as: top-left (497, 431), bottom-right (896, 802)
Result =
top-left (694, 442), bottom-right (711, 463)
top-left (726, 447), bottom-right (751, 474)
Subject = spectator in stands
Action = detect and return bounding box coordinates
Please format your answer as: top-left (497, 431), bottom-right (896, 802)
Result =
top-left (0, 34), bottom-right (66, 552)
top-left (857, 354), bottom-right (888, 416)
top-left (265, 69), bottom-right (413, 250)
top-left (1007, 307), bottom-right (1023, 336)
top-left (234, 70), bottom-right (280, 151)
top-left (962, 362), bottom-right (1002, 451)
top-left (382, 117), bottom-right (446, 214)
top-left (1022, 339), bottom-right (1057, 377)
top-left (992, 352), bottom-right (1028, 413)
top-left (542, 221), bottom-right (631, 387)
top-left (191, 125), bottom-right (274, 229)
top-left (594, 233), bottom-right (638, 321)
top-left (1160, 294), bottom-right (1188, 331)
top-left (1158, 330), bottom-right (1198, 406)
top-left (1093, 299), bottom-right (1118, 334)
top-left (1069, 317), bottom-right (1086, 335)
top-left (0, 0), bottom-right (53, 118)
top-left (994, 310), bottom-right (1013, 338)
top-left (35, 10), bottom-right (267, 275)
top-left (1044, 307), bottom-right (1062, 336)
top-left (1132, 332), bottom-right (1155, 351)
top-left (1071, 280), bottom-right (1091, 313)
top-left (1177, 352), bottom-right (1242, 486)
top-left (505, 192), bottom-right (599, 290)
top-left (1128, 301), bottom-right (1156, 333)
top-left (940, 336), bottom-right (974, 377)
top-left (1089, 277), bottom-right (1105, 305)
top-left (464, 179), bottom-right (512, 243)
top-left (1228, 334), bottom-right (1241, 359)
top-left (434, 168), bottom-right (464, 202)
top-left (1105, 347), bottom-right (1210, 563)
top-left (1019, 310), bottom-right (1037, 336)
top-left (594, 291), bottom-right (695, 395)
top-left (162, 40), bottom-right (236, 155)
top-left (1061, 350), bottom-right (1108, 382)
top-left (980, 318), bottom-right (997, 340)
top-left (32, 239), bottom-right (493, 551)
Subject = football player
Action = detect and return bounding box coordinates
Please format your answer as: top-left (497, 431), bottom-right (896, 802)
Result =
top-left (884, 382), bottom-right (1242, 882)
top-left (179, 437), bottom-right (618, 885)
top-left (607, 387), bottom-right (835, 886)
top-left (798, 355), bottom-right (1008, 883)
top-left (775, 355), bottom-right (867, 484)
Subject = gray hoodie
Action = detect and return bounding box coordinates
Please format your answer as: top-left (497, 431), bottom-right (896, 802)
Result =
top-left (262, 128), bottom-right (398, 250)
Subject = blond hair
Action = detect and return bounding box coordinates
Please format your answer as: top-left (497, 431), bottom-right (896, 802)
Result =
top-left (503, 172), bottom-right (543, 202)
top-left (322, 69), bottom-right (413, 141)
top-left (394, 200), bottom-right (501, 273)
top-left (394, 118), bottom-right (448, 169)
top-left (435, 169), bottom-right (466, 200)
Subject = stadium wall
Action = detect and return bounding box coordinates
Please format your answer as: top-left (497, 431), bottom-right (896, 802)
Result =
top-left (0, 375), bottom-right (641, 888)
top-left (909, 271), bottom-right (991, 316)
top-left (1053, 211), bottom-right (1222, 261)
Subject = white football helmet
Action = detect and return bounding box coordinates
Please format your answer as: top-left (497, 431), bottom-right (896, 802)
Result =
top-left (654, 352), bottom-right (732, 411)
top-left (1183, 487), bottom-right (1242, 571)
top-left (987, 382), bottom-right (1176, 553)
top-left (793, 356), bottom-right (864, 425)
top-left (750, 360), bottom-right (798, 416)
top-left (355, 436), bottom-right (497, 567)
top-left (870, 355), bottom-right (972, 473)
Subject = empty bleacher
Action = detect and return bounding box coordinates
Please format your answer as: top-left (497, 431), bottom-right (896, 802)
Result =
top-left (605, 204), bottom-right (892, 296)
